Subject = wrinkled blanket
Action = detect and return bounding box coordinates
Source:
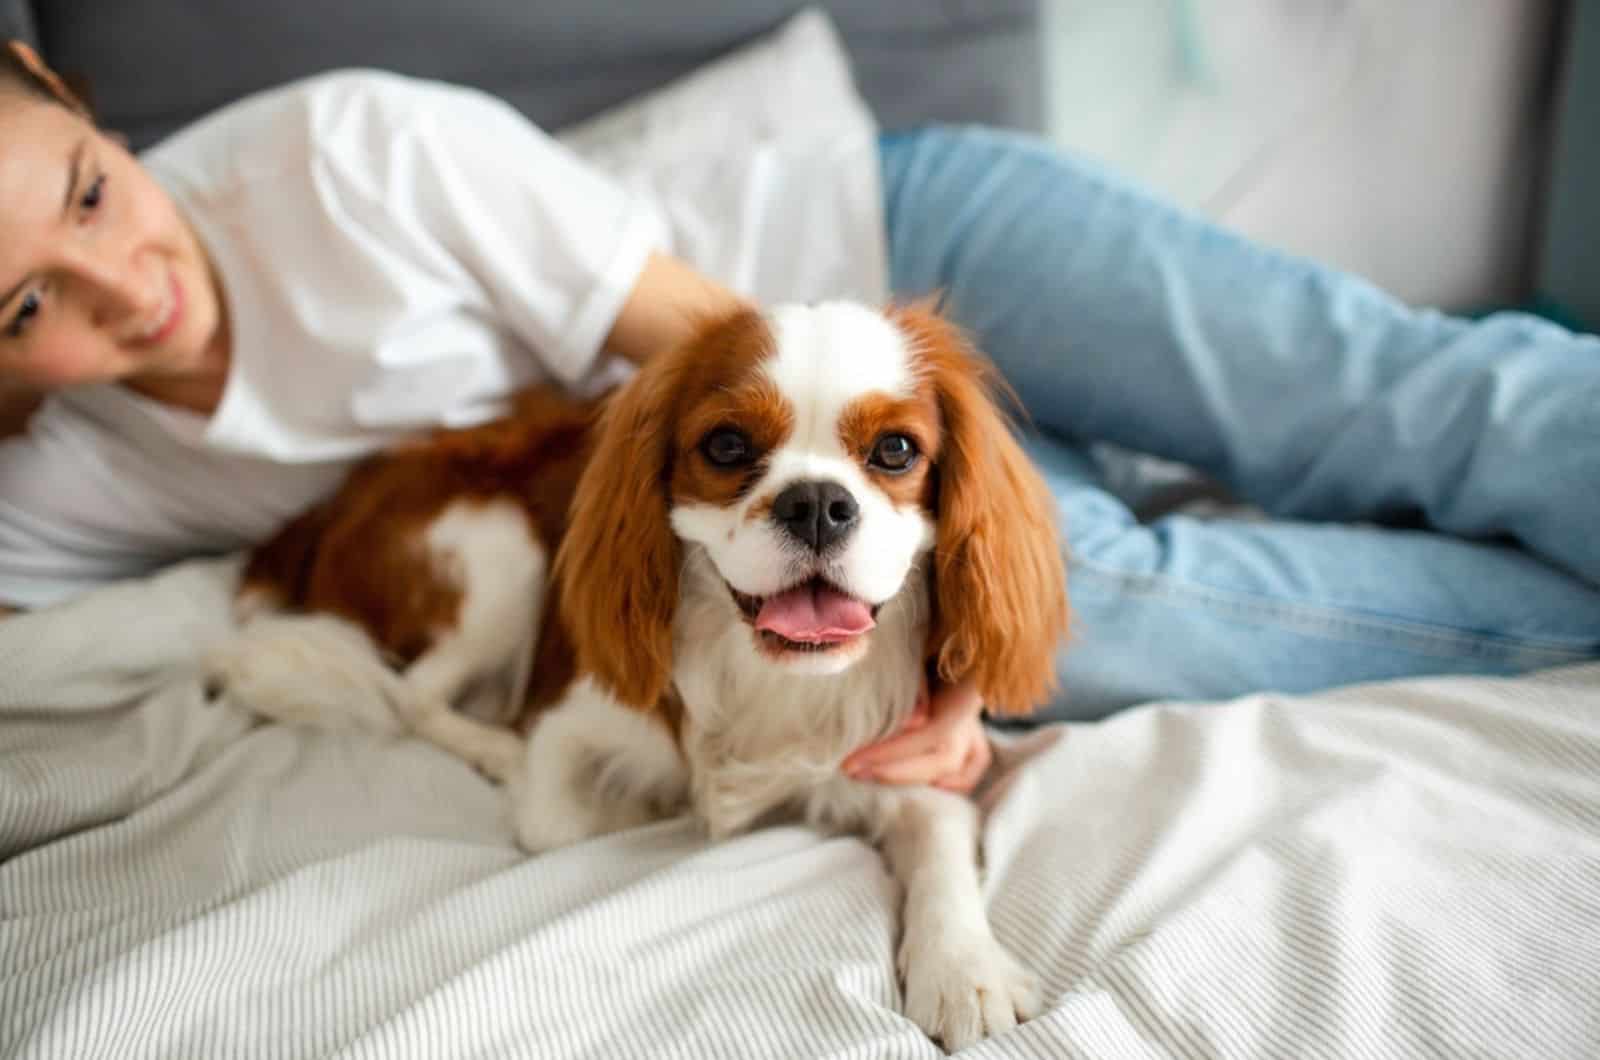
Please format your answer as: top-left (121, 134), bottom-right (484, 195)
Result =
top-left (3, 556), bottom-right (1598, 1058)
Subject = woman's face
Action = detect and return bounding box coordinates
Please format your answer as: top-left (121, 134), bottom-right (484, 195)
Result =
top-left (0, 92), bottom-right (224, 391)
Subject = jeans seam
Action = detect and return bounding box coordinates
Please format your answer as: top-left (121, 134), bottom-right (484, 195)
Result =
top-left (1067, 552), bottom-right (1597, 664)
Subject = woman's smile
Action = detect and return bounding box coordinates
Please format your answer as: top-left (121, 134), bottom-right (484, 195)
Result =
top-left (0, 90), bottom-right (227, 395)
top-left (128, 268), bottom-right (183, 347)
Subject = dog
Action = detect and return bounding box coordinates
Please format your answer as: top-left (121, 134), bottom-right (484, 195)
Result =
top-left (208, 300), bottom-right (1070, 1050)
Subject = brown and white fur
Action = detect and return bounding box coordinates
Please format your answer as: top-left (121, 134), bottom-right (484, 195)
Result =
top-left (207, 301), bottom-right (1070, 1050)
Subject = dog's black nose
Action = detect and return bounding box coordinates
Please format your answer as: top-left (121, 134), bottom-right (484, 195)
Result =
top-left (772, 480), bottom-right (859, 552)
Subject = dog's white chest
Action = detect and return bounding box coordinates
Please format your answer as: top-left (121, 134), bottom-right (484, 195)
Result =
top-left (675, 643), bottom-right (923, 838)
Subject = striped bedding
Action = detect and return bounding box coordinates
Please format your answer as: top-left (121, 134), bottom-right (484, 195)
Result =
top-left (3, 555), bottom-right (1598, 1058)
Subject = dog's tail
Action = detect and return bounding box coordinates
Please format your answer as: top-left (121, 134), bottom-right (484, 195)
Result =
top-left (203, 611), bottom-right (410, 738)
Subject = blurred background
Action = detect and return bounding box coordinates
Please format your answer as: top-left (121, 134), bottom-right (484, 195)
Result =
top-left (9, 0), bottom-right (1595, 329)
top-left (1039, 0), bottom-right (1592, 327)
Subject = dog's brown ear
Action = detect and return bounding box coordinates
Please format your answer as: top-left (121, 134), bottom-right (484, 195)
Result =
top-left (890, 301), bottom-right (1070, 717)
top-left (555, 354), bottom-right (688, 711)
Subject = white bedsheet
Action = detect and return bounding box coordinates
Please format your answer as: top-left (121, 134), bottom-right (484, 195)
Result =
top-left (3, 556), bottom-right (1598, 1058)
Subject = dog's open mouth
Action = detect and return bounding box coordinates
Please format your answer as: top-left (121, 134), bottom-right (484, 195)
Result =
top-left (729, 576), bottom-right (879, 653)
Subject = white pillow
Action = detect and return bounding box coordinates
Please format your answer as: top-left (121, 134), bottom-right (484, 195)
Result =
top-left (557, 9), bottom-right (889, 308)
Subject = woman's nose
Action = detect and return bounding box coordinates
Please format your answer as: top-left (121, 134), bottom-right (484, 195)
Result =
top-left (64, 246), bottom-right (159, 326)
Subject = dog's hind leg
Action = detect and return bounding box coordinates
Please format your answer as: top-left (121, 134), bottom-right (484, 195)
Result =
top-left (508, 677), bottom-right (689, 852)
top-left (399, 499), bottom-right (546, 782)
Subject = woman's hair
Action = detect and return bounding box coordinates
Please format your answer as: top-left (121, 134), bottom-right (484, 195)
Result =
top-left (0, 41), bottom-right (90, 117)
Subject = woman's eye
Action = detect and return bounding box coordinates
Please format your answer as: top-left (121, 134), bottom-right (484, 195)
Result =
top-left (701, 428), bottom-right (752, 467)
top-left (869, 433), bottom-right (918, 472)
top-left (5, 291), bottom-right (40, 338)
top-left (80, 173), bottom-right (105, 212)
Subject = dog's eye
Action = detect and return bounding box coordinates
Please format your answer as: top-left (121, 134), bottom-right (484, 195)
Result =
top-left (869, 433), bottom-right (918, 472)
top-left (701, 428), bottom-right (752, 467)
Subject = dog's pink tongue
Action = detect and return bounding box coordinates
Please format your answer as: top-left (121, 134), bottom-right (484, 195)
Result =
top-left (755, 582), bottom-right (874, 643)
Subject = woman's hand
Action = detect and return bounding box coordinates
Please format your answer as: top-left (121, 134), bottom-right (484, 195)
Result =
top-left (841, 676), bottom-right (992, 793)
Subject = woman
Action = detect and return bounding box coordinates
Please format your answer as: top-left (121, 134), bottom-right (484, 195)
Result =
top-left (1, 43), bottom-right (1596, 791)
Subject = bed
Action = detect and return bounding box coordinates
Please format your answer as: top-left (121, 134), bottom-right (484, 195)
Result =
top-left (5, 554), bottom-right (1598, 1057)
top-left (3, 3), bottom-right (1599, 1057)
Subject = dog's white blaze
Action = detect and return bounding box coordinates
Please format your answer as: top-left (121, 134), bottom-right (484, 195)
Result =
top-left (762, 303), bottom-right (919, 446)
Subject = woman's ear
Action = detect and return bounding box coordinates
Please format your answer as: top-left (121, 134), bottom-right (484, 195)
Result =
top-left (891, 301), bottom-right (1070, 717)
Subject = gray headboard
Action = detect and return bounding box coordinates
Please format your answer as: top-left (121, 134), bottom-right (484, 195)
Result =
top-left (1536, 0), bottom-right (1600, 331)
top-left (7, 1), bottom-right (1043, 151)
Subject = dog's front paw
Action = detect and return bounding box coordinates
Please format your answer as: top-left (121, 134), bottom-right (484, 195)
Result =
top-left (900, 933), bottom-right (1041, 1052)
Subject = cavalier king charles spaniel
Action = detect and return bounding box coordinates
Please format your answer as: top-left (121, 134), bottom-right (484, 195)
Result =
top-left (209, 301), bottom-right (1069, 1050)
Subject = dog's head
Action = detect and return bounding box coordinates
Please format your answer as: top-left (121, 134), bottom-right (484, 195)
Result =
top-left (557, 301), bottom-right (1068, 716)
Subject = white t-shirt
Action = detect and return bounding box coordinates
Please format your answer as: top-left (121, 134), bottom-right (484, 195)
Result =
top-left (0, 15), bottom-right (887, 609)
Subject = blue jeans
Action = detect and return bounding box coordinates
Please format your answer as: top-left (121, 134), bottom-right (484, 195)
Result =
top-left (878, 127), bottom-right (1600, 722)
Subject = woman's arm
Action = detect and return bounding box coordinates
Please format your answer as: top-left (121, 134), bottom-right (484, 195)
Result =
top-left (603, 252), bottom-right (748, 366)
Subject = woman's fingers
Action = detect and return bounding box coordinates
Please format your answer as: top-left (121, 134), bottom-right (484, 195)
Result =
top-left (933, 738), bottom-right (992, 793)
top-left (842, 718), bottom-right (949, 778)
top-left (857, 727), bottom-right (969, 784)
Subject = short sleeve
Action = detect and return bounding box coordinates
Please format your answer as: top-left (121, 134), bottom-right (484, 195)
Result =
top-left (314, 75), bottom-right (669, 385)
